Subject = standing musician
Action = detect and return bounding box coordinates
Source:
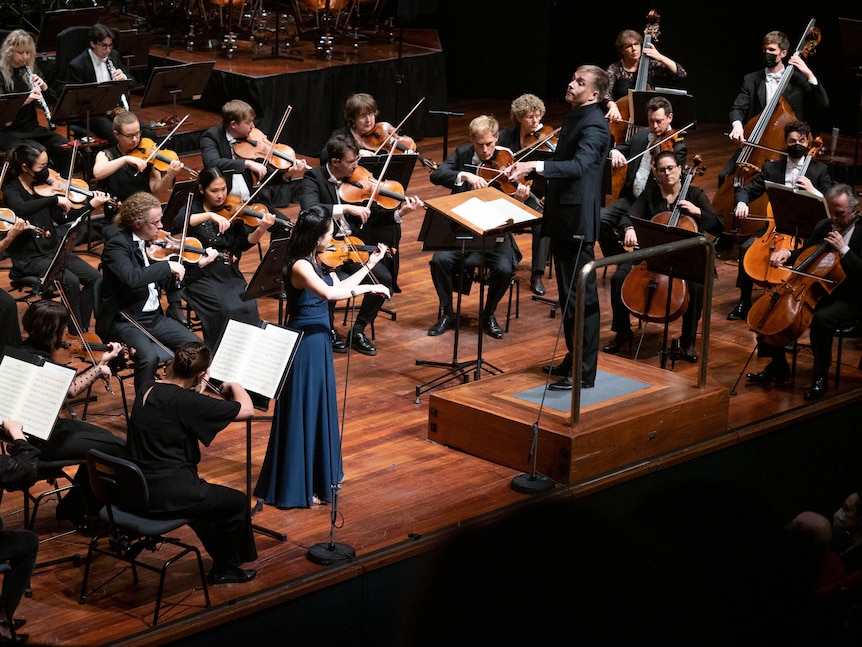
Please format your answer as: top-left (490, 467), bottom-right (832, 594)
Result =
top-left (727, 120), bottom-right (832, 322)
top-left (497, 93), bottom-right (551, 297)
top-left (0, 30), bottom-right (72, 172)
top-left (298, 134), bottom-right (423, 356)
top-left (507, 65), bottom-right (613, 390)
top-left (2, 141), bottom-right (108, 333)
top-left (173, 167), bottom-right (276, 348)
top-left (200, 99), bottom-right (306, 229)
top-left (426, 115), bottom-right (525, 341)
top-left (746, 184), bottom-right (861, 400)
top-left (604, 151), bottom-right (723, 360)
top-left (598, 95), bottom-right (686, 263)
top-left (603, 28), bottom-right (687, 124)
top-left (97, 191), bottom-right (216, 392)
top-left (719, 30), bottom-right (828, 187)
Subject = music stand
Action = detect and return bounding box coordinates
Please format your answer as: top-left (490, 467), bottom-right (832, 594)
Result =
top-left (765, 181), bottom-right (830, 240)
top-left (630, 218), bottom-right (708, 370)
top-left (242, 237), bottom-right (290, 326)
top-left (415, 187), bottom-right (541, 399)
top-left (161, 179), bottom-right (198, 233)
top-left (140, 62), bottom-right (215, 125)
top-left (37, 215), bottom-right (87, 299)
top-left (52, 81), bottom-right (132, 139)
top-left (0, 92), bottom-right (29, 127)
top-left (35, 7), bottom-right (102, 52)
top-left (359, 153), bottom-right (417, 190)
top-left (838, 17), bottom-right (862, 187)
top-left (630, 90), bottom-right (696, 130)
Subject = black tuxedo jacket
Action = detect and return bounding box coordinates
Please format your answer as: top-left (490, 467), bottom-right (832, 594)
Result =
top-left (790, 218), bottom-right (862, 300)
top-left (735, 158), bottom-right (832, 207)
top-left (613, 128), bottom-right (687, 201)
top-left (199, 125), bottom-right (257, 192)
top-left (729, 68), bottom-right (829, 126)
top-left (65, 49), bottom-right (129, 86)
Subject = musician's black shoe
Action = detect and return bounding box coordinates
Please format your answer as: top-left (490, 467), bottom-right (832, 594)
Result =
top-left (727, 301), bottom-right (750, 321)
top-left (603, 329), bottom-right (633, 354)
top-left (428, 313), bottom-right (455, 336)
top-left (330, 329), bottom-right (347, 354)
top-left (348, 329), bottom-right (377, 356)
top-left (530, 272), bottom-right (546, 296)
top-left (804, 377), bottom-right (828, 400)
top-left (746, 361), bottom-right (790, 383)
top-left (547, 376), bottom-right (595, 391)
top-left (543, 356), bottom-right (572, 376)
top-left (681, 337), bottom-right (698, 363)
top-left (484, 314), bottom-right (504, 339)
top-left (166, 301), bottom-right (188, 327)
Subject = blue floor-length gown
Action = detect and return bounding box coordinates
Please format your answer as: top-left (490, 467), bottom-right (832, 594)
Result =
top-left (254, 263), bottom-right (343, 508)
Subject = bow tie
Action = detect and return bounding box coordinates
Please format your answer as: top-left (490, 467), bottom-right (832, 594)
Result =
top-left (766, 72), bottom-right (782, 83)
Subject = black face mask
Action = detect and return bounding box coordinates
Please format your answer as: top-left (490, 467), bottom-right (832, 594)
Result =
top-left (786, 143), bottom-right (808, 159)
top-left (764, 52), bottom-right (780, 69)
top-left (31, 167), bottom-right (50, 184)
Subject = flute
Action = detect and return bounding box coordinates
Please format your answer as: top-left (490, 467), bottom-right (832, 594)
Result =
top-left (23, 65), bottom-right (54, 130)
top-left (105, 57), bottom-right (130, 111)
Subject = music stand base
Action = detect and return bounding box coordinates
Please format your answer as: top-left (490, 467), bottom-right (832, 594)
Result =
top-left (414, 357), bottom-right (500, 402)
top-left (511, 472), bottom-right (555, 495)
top-left (307, 542), bottom-right (355, 565)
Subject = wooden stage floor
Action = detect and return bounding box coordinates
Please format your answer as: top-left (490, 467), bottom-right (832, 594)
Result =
top-left (4, 93), bottom-right (862, 645)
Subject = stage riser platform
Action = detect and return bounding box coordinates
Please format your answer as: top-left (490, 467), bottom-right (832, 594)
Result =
top-left (428, 358), bottom-right (730, 485)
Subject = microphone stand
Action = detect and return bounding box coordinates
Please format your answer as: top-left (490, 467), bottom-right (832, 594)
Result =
top-left (308, 291), bottom-right (357, 565)
top-left (511, 235), bottom-right (584, 494)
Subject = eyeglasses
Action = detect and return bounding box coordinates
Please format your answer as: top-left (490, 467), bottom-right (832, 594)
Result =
top-left (656, 165), bottom-right (678, 174)
top-left (96, 41), bottom-right (113, 49)
top-left (118, 131), bottom-right (141, 139)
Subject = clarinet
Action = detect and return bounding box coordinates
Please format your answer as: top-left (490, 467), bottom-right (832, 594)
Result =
top-left (23, 65), bottom-right (55, 130)
top-left (105, 57), bottom-right (130, 111)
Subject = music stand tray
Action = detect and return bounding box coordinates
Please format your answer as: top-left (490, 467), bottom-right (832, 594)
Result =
top-left (764, 181), bottom-right (830, 239)
top-left (359, 154), bottom-right (418, 190)
top-left (140, 62), bottom-right (215, 122)
top-left (0, 92), bottom-right (30, 128)
top-left (52, 81), bottom-right (132, 127)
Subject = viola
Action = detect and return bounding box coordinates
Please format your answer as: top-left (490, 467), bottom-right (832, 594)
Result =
top-left (316, 235), bottom-right (394, 270)
top-left (146, 230), bottom-right (224, 264)
top-left (713, 19), bottom-right (821, 239)
top-left (476, 148), bottom-right (522, 196)
top-left (354, 121), bottom-right (438, 170)
top-left (0, 207), bottom-right (49, 238)
top-left (620, 155), bottom-right (705, 323)
top-left (212, 194), bottom-right (294, 231)
top-left (338, 165), bottom-right (407, 210)
top-left (34, 169), bottom-right (106, 208)
top-left (129, 137), bottom-right (199, 177)
top-left (747, 214), bottom-right (859, 348)
top-left (55, 332), bottom-right (127, 368)
top-left (233, 127), bottom-right (301, 171)
top-left (522, 125), bottom-right (559, 154)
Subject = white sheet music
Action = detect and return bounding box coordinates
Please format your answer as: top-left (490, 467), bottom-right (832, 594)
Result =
top-left (451, 196), bottom-right (538, 233)
top-left (0, 353), bottom-right (75, 441)
top-left (209, 319), bottom-right (301, 399)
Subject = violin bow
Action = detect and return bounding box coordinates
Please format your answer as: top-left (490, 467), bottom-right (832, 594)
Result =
top-left (514, 127), bottom-right (562, 159)
top-left (622, 121), bottom-right (695, 166)
top-left (135, 114), bottom-right (189, 174)
top-left (370, 96), bottom-right (425, 156)
top-left (264, 105), bottom-right (293, 168)
top-left (363, 138), bottom-right (399, 215)
top-left (177, 190), bottom-right (195, 263)
top-left (225, 167), bottom-right (279, 225)
top-left (54, 280), bottom-right (114, 394)
top-left (62, 140), bottom-right (79, 204)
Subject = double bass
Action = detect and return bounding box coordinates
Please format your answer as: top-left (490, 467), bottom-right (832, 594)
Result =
top-left (713, 19), bottom-right (821, 239)
top-left (620, 155), bottom-right (705, 323)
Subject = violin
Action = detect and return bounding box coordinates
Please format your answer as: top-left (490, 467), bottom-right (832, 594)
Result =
top-left (747, 214), bottom-right (859, 348)
top-left (33, 169), bottom-right (109, 208)
top-left (232, 127), bottom-right (300, 171)
top-left (354, 121), bottom-right (438, 170)
top-left (522, 125), bottom-right (559, 154)
top-left (146, 230), bottom-right (223, 264)
top-left (212, 194), bottom-right (294, 231)
top-left (741, 137), bottom-right (824, 287)
top-left (713, 19), bottom-right (821, 239)
top-left (476, 148), bottom-right (523, 195)
top-left (0, 207), bottom-right (49, 238)
top-left (129, 137), bottom-right (199, 178)
top-left (316, 235), bottom-right (394, 270)
top-left (620, 155), bottom-right (705, 324)
top-left (338, 165), bottom-right (407, 210)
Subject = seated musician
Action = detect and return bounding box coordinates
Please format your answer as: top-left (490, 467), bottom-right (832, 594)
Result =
top-left (125, 341), bottom-right (258, 585)
top-left (0, 30), bottom-right (72, 172)
top-left (200, 99), bottom-right (306, 229)
top-left (603, 28), bottom-right (687, 124)
top-left (598, 96), bottom-right (686, 264)
top-left (0, 224), bottom-right (26, 356)
top-left (605, 151), bottom-right (722, 360)
top-left (746, 183), bottom-right (861, 400)
top-left (2, 141), bottom-right (109, 333)
top-left (726, 120), bottom-right (832, 321)
top-left (97, 191), bottom-right (215, 393)
top-left (426, 115), bottom-right (525, 340)
top-left (497, 93), bottom-right (550, 297)
top-left (297, 134), bottom-right (423, 356)
top-left (173, 167), bottom-right (276, 348)
top-left (327, 92), bottom-right (422, 161)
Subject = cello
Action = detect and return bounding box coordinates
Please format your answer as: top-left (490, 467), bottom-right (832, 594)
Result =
top-left (620, 155), bottom-right (705, 323)
top-left (713, 19), bottom-right (821, 239)
top-left (741, 136), bottom-right (823, 287)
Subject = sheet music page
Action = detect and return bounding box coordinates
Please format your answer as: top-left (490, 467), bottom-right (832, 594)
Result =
top-left (0, 355), bottom-right (74, 441)
top-left (210, 320), bottom-right (301, 399)
top-left (452, 197), bottom-right (537, 232)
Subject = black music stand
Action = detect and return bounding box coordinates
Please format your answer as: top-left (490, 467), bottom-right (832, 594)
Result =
top-left (630, 218), bottom-right (708, 370)
top-left (161, 179), bottom-right (198, 233)
top-left (242, 237), bottom-right (290, 326)
top-left (37, 215), bottom-right (87, 300)
top-left (359, 153), bottom-right (417, 190)
top-left (0, 91), bottom-right (28, 127)
top-left (140, 62), bottom-right (215, 125)
top-left (52, 81), bottom-right (132, 143)
top-left (765, 181), bottom-right (830, 239)
top-left (35, 7), bottom-right (103, 52)
top-left (839, 17), bottom-right (862, 187)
